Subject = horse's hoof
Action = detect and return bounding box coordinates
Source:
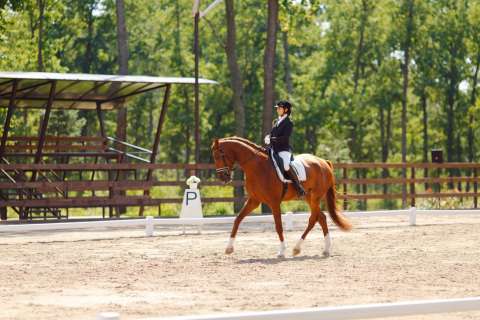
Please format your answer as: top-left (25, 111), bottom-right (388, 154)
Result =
top-left (292, 247), bottom-right (301, 256)
top-left (225, 247), bottom-right (234, 255)
top-left (323, 251), bottom-right (330, 257)
top-left (277, 253), bottom-right (285, 259)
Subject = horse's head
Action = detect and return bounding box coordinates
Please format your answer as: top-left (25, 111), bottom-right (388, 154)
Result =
top-left (211, 139), bottom-right (234, 184)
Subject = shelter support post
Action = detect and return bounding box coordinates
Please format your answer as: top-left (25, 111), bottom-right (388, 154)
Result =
top-left (0, 80), bottom-right (18, 158)
top-left (31, 81), bottom-right (56, 181)
top-left (139, 84), bottom-right (171, 216)
top-left (0, 80), bottom-right (18, 220)
top-left (22, 81), bottom-right (56, 220)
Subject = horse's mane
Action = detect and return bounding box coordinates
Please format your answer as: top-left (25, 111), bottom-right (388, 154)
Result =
top-left (221, 136), bottom-right (268, 155)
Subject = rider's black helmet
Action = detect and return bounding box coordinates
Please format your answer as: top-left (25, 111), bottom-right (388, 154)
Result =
top-left (275, 100), bottom-right (292, 115)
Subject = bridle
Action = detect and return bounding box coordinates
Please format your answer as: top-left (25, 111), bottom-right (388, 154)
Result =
top-left (214, 144), bottom-right (232, 183)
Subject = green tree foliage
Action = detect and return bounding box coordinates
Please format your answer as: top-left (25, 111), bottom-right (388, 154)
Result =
top-left (0, 0), bottom-right (478, 165)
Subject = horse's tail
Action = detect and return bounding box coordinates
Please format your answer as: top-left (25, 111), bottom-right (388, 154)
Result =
top-left (326, 185), bottom-right (352, 231)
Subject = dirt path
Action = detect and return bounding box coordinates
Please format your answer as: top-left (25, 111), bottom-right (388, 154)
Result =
top-left (1, 214), bottom-right (479, 320)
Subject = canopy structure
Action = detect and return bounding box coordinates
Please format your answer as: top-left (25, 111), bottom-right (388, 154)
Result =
top-left (0, 72), bottom-right (216, 221)
top-left (0, 72), bottom-right (216, 110)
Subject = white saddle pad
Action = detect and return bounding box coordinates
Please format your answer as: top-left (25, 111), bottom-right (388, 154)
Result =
top-left (269, 149), bottom-right (307, 183)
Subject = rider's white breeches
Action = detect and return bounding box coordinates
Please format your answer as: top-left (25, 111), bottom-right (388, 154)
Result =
top-left (278, 151), bottom-right (291, 171)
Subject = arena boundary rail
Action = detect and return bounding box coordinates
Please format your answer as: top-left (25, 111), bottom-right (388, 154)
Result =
top-left (1, 162), bottom-right (479, 221)
top-left (1, 208), bottom-right (480, 234)
top-left (95, 296), bottom-right (480, 320)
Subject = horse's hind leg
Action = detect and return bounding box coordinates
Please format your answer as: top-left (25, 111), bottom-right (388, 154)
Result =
top-left (317, 210), bottom-right (331, 256)
top-left (292, 195), bottom-right (318, 256)
top-left (292, 211), bottom-right (318, 256)
top-left (225, 198), bottom-right (260, 255)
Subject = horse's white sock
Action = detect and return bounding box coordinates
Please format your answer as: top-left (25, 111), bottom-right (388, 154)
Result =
top-left (227, 237), bottom-right (235, 248)
top-left (277, 241), bottom-right (287, 257)
top-left (324, 233), bottom-right (332, 253)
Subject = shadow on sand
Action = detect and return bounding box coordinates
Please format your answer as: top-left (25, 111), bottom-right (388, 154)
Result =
top-left (236, 254), bottom-right (333, 265)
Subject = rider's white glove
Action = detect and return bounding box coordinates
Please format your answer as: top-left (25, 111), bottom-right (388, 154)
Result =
top-left (264, 134), bottom-right (271, 145)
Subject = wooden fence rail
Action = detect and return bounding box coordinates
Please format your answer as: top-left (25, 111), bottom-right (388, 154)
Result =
top-left (0, 162), bottom-right (478, 220)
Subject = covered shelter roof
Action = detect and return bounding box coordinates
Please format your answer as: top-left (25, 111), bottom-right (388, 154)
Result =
top-left (0, 72), bottom-right (216, 110)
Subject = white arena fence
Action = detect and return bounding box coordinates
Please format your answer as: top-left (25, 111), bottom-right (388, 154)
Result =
top-left (1, 208), bottom-right (480, 234)
top-left (95, 296), bottom-right (480, 320)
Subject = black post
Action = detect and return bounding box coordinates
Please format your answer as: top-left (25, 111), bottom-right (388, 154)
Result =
top-left (194, 11), bottom-right (200, 167)
top-left (410, 166), bottom-right (416, 207)
top-left (474, 168), bottom-right (478, 209)
top-left (343, 167), bottom-right (348, 211)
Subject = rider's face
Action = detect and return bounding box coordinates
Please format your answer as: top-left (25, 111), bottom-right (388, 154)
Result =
top-left (276, 106), bottom-right (286, 117)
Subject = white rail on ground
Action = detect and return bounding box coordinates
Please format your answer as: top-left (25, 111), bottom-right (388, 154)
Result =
top-left (1, 209), bottom-right (480, 234)
top-left (133, 297), bottom-right (480, 320)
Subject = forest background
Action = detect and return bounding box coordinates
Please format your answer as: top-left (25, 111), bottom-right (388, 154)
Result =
top-left (0, 0), bottom-right (479, 213)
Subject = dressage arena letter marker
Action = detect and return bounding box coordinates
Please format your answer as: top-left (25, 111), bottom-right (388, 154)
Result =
top-left (180, 189), bottom-right (203, 219)
top-left (186, 191), bottom-right (198, 206)
top-left (180, 176), bottom-right (203, 219)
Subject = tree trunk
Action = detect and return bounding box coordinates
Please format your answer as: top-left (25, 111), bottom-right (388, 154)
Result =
top-left (466, 52), bottom-right (480, 193)
top-left (261, 0), bottom-right (278, 214)
top-left (225, 0), bottom-right (246, 138)
top-left (225, 0), bottom-right (246, 213)
top-left (353, 0), bottom-right (368, 94)
top-left (174, 1), bottom-right (192, 165)
top-left (262, 0), bottom-right (278, 139)
top-left (401, 0), bottom-right (414, 207)
top-left (421, 91), bottom-right (429, 190)
top-left (468, 52), bottom-right (480, 163)
top-left (282, 30), bottom-right (293, 97)
top-left (456, 133), bottom-right (462, 191)
top-left (348, 0), bottom-right (369, 164)
top-left (115, 0), bottom-right (129, 215)
top-left (446, 70), bottom-right (457, 188)
top-left (380, 104), bottom-right (392, 196)
top-left (115, 0), bottom-right (129, 145)
top-left (80, 4), bottom-right (95, 137)
top-left (37, 0), bottom-right (45, 72)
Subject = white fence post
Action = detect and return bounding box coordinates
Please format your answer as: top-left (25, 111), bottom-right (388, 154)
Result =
top-left (409, 206), bottom-right (416, 226)
top-left (145, 216), bottom-right (154, 237)
top-left (285, 212), bottom-right (293, 231)
top-left (96, 312), bottom-right (120, 320)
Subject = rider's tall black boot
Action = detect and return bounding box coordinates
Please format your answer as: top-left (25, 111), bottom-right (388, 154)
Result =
top-left (286, 168), bottom-right (306, 198)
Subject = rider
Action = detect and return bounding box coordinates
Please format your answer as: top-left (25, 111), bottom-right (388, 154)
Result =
top-left (264, 100), bottom-right (306, 197)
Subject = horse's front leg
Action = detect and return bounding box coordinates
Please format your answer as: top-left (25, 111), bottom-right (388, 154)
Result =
top-left (225, 198), bottom-right (260, 254)
top-left (271, 204), bottom-right (286, 258)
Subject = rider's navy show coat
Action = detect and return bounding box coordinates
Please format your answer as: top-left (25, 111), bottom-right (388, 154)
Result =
top-left (270, 116), bottom-right (293, 153)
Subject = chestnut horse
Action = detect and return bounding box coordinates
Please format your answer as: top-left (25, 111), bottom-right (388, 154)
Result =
top-left (211, 137), bottom-right (352, 257)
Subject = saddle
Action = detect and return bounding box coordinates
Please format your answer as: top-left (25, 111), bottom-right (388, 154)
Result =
top-left (268, 148), bottom-right (307, 183)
